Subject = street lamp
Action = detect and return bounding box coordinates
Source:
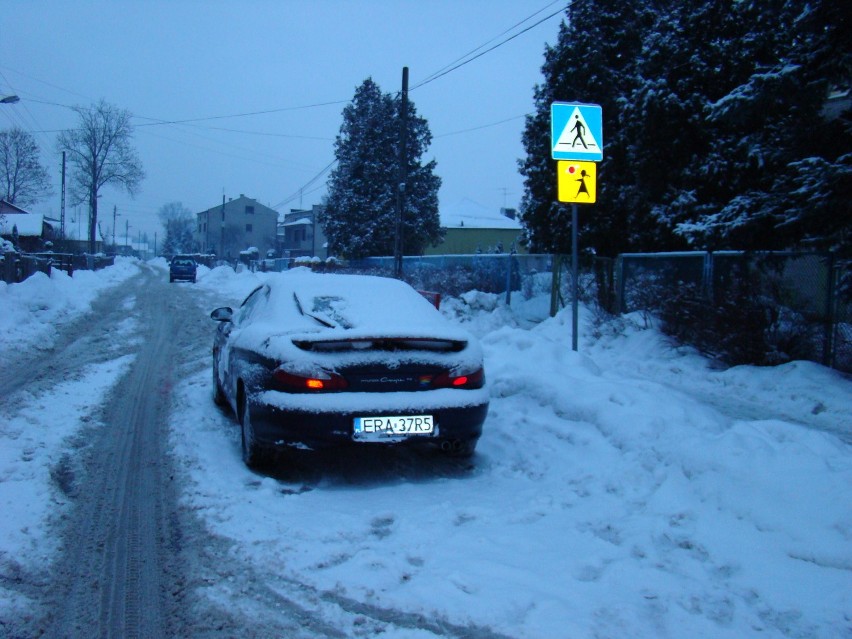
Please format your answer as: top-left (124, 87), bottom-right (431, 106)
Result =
top-left (0, 95), bottom-right (20, 104)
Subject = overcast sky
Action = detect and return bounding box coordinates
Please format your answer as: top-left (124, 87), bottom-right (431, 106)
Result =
top-left (1, 1), bottom-right (565, 243)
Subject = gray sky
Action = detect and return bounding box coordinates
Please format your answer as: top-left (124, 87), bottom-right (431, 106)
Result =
top-left (1, 0), bottom-right (565, 244)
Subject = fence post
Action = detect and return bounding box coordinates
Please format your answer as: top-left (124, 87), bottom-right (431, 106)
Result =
top-left (550, 255), bottom-right (562, 317)
top-left (703, 251), bottom-right (714, 302)
top-left (824, 252), bottom-right (836, 367)
top-left (505, 253), bottom-right (513, 306)
top-left (615, 255), bottom-right (625, 314)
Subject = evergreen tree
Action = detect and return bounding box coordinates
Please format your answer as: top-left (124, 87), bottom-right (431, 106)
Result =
top-left (521, 0), bottom-right (851, 255)
top-left (520, 0), bottom-right (665, 255)
top-left (323, 78), bottom-right (442, 259)
top-left (640, 0), bottom-right (851, 253)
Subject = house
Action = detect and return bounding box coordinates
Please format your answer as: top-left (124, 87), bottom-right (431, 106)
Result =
top-left (0, 200), bottom-right (57, 252)
top-left (278, 204), bottom-right (328, 260)
top-left (424, 198), bottom-right (525, 255)
top-left (195, 194), bottom-right (278, 259)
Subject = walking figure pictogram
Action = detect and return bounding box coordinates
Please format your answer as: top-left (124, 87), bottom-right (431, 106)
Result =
top-left (575, 169), bottom-right (590, 197)
top-left (571, 116), bottom-right (588, 149)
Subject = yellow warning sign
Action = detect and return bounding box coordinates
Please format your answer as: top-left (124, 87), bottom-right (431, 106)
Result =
top-left (557, 160), bottom-right (596, 204)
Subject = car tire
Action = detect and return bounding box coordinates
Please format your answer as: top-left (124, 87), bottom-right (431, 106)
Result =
top-left (239, 392), bottom-right (267, 468)
top-left (169, 276), bottom-right (174, 283)
top-left (212, 362), bottom-right (227, 407)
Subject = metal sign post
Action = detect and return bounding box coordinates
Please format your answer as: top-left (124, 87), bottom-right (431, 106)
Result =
top-left (552, 102), bottom-right (603, 352)
top-left (571, 204), bottom-right (579, 351)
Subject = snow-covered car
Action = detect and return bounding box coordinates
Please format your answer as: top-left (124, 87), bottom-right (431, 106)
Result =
top-left (169, 255), bottom-right (197, 283)
top-left (210, 272), bottom-right (489, 467)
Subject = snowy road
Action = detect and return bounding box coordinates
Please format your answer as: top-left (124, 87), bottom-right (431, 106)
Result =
top-left (1, 260), bottom-right (850, 639)
top-left (0, 263), bottom-right (512, 638)
top-left (0, 264), bottom-right (195, 636)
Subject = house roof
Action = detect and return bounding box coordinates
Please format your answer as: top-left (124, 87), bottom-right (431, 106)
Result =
top-left (0, 212), bottom-right (44, 237)
top-left (282, 217), bottom-right (312, 227)
top-left (440, 198), bottom-right (522, 230)
top-left (0, 199), bottom-right (29, 215)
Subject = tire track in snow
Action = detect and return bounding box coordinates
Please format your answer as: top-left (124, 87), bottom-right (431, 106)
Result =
top-left (28, 264), bottom-right (188, 638)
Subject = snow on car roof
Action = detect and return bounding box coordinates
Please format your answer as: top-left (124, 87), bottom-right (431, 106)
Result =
top-left (250, 271), bottom-right (470, 340)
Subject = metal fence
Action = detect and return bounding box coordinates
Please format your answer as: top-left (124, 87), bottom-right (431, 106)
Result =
top-left (1, 251), bottom-right (115, 284)
top-left (350, 251), bottom-right (849, 372)
top-left (350, 253), bottom-right (556, 302)
top-left (612, 251), bottom-right (850, 371)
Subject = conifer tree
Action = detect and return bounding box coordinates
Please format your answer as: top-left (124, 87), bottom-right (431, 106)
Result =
top-left (519, 0), bottom-right (661, 255)
top-left (323, 78), bottom-right (442, 259)
top-left (521, 0), bottom-right (851, 255)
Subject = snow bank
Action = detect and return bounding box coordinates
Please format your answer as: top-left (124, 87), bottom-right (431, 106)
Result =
top-left (0, 257), bottom-right (140, 355)
top-left (171, 277), bottom-right (852, 638)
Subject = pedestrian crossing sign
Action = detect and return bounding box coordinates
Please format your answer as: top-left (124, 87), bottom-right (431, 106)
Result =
top-left (551, 102), bottom-right (603, 161)
top-left (557, 160), bottom-right (596, 203)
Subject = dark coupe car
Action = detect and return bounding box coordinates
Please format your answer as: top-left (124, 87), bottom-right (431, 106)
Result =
top-left (169, 255), bottom-right (197, 283)
top-left (210, 272), bottom-right (489, 467)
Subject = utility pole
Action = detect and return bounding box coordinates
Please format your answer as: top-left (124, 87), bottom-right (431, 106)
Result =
top-left (60, 152), bottom-right (66, 241)
top-left (125, 219), bottom-right (130, 254)
top-left (220, 193), bottom-right (226, 258)
top-left (112, 205), bottom-right (118, 250)
top-left (394, 66), bottom-right (409, 279)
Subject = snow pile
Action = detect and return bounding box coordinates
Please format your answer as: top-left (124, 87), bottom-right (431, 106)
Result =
top-left (0, 257), bottom-right (139, 354)
top-left (0, 260), bottom-right (849, 637)
top-left (172, 268), bottom-right (852, 638)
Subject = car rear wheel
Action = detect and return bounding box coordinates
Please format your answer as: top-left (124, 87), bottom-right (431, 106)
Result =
top-left (239, 391), bottom-right (267, 468)
top-left (212, 362), bottom-right (226, 407)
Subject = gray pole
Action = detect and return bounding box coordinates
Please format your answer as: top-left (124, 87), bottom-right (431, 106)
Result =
top-left (572, 204), bottom-right (579, 352)
top-left (220, 193), bottom-right (226, 258)
top-left (394, 66), bottom-right (409, 279)
top-left (60, 152), bottom-right (66, 241)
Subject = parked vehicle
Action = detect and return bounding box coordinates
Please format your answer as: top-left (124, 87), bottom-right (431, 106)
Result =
top-left (210, 272), bottom-right (489, 467)
top-left (169, 255), bottom-right (197, 283)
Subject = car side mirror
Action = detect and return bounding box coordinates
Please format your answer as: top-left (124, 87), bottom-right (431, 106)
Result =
top-left (210, 307), bottom-right (234, 322)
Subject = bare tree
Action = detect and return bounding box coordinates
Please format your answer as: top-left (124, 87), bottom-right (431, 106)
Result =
top-left (158, 201), bottom-right (196, 255)
top-left (56, 100), bottom-right (144, 253)
top-left (0, 127), bottom-right (53, 207)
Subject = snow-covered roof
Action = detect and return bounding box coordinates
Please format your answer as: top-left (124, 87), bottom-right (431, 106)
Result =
top-left (440, 198), bottom-right (521, 230)
top-left (0, 213), bottom-right (44, 237)
top-left (282, 218), bottom-right (312, 227)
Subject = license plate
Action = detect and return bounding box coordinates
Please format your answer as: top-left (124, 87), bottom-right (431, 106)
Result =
top-left (353, 415), bottom-right (434, 439)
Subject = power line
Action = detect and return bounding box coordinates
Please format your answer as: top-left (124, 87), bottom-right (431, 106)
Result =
top-left (272, 158), bottom-right (337, 210)
top-left (414, 1), bottom-right (564, 88)
top-left (132, 99), bottom-right (349, 128)
top-left (411, 2), bottom-right (568, 91)
top-left (435, 113), bottom-right (529, 138)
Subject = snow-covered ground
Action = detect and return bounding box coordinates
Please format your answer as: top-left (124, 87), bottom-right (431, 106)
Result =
top-left (1, 259), bottom-right (850, 638)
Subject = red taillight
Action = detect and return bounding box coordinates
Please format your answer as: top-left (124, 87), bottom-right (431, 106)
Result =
top-left (432, 368), bottom-right (484, 389)
top-left (273, 368), bottom-right (348, 391)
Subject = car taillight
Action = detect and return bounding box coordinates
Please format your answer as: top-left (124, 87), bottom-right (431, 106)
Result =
top-left (431, 368), bottom-right (484, 389)
top-left (273, 368), bottom-right (349, 391)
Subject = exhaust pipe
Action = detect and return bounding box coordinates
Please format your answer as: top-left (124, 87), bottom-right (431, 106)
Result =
top-left (441, 440), bottom-right (464, 453)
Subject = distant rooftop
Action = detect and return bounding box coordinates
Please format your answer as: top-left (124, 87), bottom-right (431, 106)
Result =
top-left (441, 198), bottom-right (521, 230)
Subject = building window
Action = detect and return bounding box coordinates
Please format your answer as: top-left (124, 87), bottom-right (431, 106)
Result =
top-left (245, 205), bottom-right (254, 215)
top-left (246, 223), bottom-right (253, 233)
